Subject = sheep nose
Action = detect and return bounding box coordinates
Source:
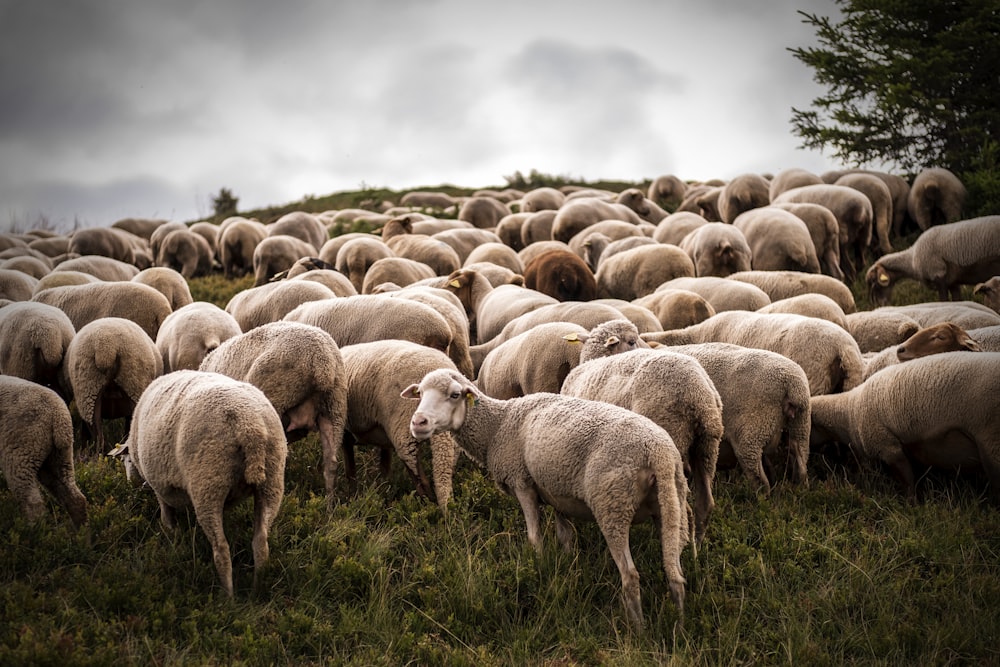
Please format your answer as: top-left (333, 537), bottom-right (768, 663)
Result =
top-left (411, 414), bottom-right (429, 428)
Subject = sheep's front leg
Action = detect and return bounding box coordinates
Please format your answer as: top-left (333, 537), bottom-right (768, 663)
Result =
top-left (513, 485), bottom-right (544, 552)
top-left (554, 512), bottom-right (575, 553)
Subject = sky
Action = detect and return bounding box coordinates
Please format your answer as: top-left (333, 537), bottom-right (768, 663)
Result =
top-left (0, 0), bottom-right (846, 232)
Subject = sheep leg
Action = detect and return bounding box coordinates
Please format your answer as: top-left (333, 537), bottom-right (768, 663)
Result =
top-left (512, 485), bottom-right (544, 552)
top-left (882, 447), bottom-right (917, 500)
top-left (553, 513), bottom-right (575, 553)
top-left (4, 464), bottom-right (46, 521)
top-left (38, 454), bottom-right (88, 528)
top-left (689, 451), bottom-right (715, 546)
top-left (429, 433), bottom-right (456, 513)
top-left (251, 488), bottom-right (281, 593)
top-left (93, 398), bottom-right (105, 452)
top-left (194, 505), bottom-right (234, 598)
top-left (396, 438), bottom-right (433, 499)
top-left (158, 500), bottom-right (177, 532)
top-left (316, 415), bottom-right (340, 502)
top-left (593, 506), bottom-right (644, 629)
top-left (736, 442), bottom-right (770, 494)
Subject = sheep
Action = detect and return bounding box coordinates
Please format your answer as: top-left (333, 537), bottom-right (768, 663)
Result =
top-left (550, 197), bottom-right (644, 243)
top-left (592, 298), bottom-right (663, 334)
top-left (616, 187), bottom-right (670, 223)
top-left (727, 270), bottom-right (857, 314)
top-left (399, 191), bottom-right (457, 210)
top-left (132, 267), bottom-right (194, 311)
top-left (642, 311), bottom-right (865, 396)
top-left (907, 167), bottom-right (966, 231)
top-left (861, 321), bottom-right (982, 380)
top-left (494, 213), bottom-right (530, 252)
top-left (218, 218), bottom-right (268, 278)
top-left (523, 248), bottom-right (597, 302)
top-left (108, 370), bottom-right (287, 597)
top-left (667, 343), bottom-right (811, 493)
top-left (520, 186), bottom-right (566, 212)
top-left (834, 172), bottom-right (895, 256)
top-left (717, 173), bottom-right (770, 224)
top-left (518, 239), bottom-right (572, 268)
top-left (111, 217), bottom-right (170, 240)
top-left (65, 317), bottom-right (163, 451)
top-left (757, 293), bottom-right (848, 330)
top-left (403, 367), bottom-right (691, 628)
top-left (733, 207), bottom-right (821, 274)
top-left (431, 228), bottom-right (503, 264)
top-left (568, 221), bottom-right (651, 262)
top-left (68, 226), bottom-right (137, 265)
top-left (658, 276), bottom-right (771, 313)
top-left (288, 266), bottom-right (357, 297)
top-left (844, 310), bottom-right (921, 353)
top-left (676, 184), bottom-right (722, 221)
top-left (772, 183), bottom-right (874, 281)
top-left (156, 228), bottom-right (214, 279)
top-left (28, 235), bottom-right (71, 259)
top-left (412, 218), bottom-right (475, 235)
top-left (32, 270), bottom-right (101, 294)
top-left (520, 210), bottom-right (558, 246)
top-left (188, 221), bottom-right (220, 258)
top-left (149, 222), bottom-right (189, 262)
top-left (874, 301), bottom-right (1000, 331)
top-left (809, 352), bottom-right (1000, 498)
top-left (380, 216), bottom-right (461, 275)
top-left (771, 202), bottom-right (845, 282)
top-left (865, 216), bottom-right (1000, 306)
top-left (647, 174), bottom-right (687, 211)
top-left (0, 268), bottom-right (38, 302)
top-left (221, 278), bottom-right (331, 331)
top-left (463, 242), bottom-right (524, 275)
top-left (652, 211), bottom-right (709, 246)
top-left (563, 323), bottom-right (721, 546)
top-left (0, 375), bottom-right (88, 527)
top-left (595, 243), bottom-right (695, 301)
top-left (975, 276), bottom-right (1000, 314)
top-left (458, 196), bottom-right (509, 229)
top-left (634, 289), bottom-right (716, 330)
top-left (0, 301), bottom-right (75, 398)
top-left (767, 167), bottom-right (823, 201)
top-left (199, 322), bottom-right (348, 504)
top-left (475, 283), bottom-right (558, 344)
top-left (253, 234), bottom-right (317, 286)
top-left (361, 257), bottom-right (436, 294)
top-left (584, 235), bottom-right (658, 272)
top-left (284, 294), bottom-right (454, 356)
top-left (475, 322), bottom-right (591, 399)
top-left (678, 222), bottom-right (753, 277)
top-left (333, 236), bottom-right (395, 292)
top-left (969, 325), bottom-right (1000, 351)
top-left (32, 281), bottom-right (172, 340)
top-left (412, 268), bottom-right (496, 342)
top-left (462, 261), bottom-right (524, 289)
top-left (2, 255), bottom-right (51, 280)
top-left (341, 340), bottom-right (460, 512)
top-left (52, 255), bottom-right (139, 281)
top-left (156, 301), bottom-right (242, 372)
top-left (268, 211), bottom-right (327, 252)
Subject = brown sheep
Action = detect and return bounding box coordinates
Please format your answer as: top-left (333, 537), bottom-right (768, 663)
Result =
top-left (717, 173), bottom-right (770, 224)
top-left (523, 249), bottom-right (597, 302)
top-left (974, 276), bottom-right (1000, 314)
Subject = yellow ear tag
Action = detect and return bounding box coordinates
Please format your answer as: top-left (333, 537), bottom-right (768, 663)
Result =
top-left (563, 333), bottom-right (582, 344)
top-left (466, 393), bottom-right (478, 408)
top-left (878, 271), bottom-right (890, 286)
top-left (449, 279), bottom-right (462, 288)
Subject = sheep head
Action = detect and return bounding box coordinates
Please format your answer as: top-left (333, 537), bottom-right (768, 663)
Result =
top-left (865, 261), bottom-right (897, 306)
top-left (896, 322), bottom-right (982, 361)
top-left (403, 368), bottom-right (481, 440)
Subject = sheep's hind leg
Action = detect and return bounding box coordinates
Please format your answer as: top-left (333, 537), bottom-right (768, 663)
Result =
top-left (593, 501), bottom-right (643, 629)
top-left (194, 505), bottom-right (234, 598)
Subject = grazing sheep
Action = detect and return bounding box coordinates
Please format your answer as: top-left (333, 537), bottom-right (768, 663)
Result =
top-left (647, 174), bottom-right (687, 211)
top-left (677, 184), bottom-right (723, 221)
top-left (861, 321), bottom-right (982, 380)
top-left (199, 322), bottom-right (348, 504)
top-left (595, 244), bottom-right (695, 301)
top-left (667, 343), bottom-right (811, 493)
top-left (68, 226), bottom-right (137, 265)
top-left (431, 228), bottom-right (503, 264)
top-left (475, 284), bottom-right (558, 344)
top-left (844, 310), bottom-right (921, 353)
top-left (52, 255), bottom-right (139, 282)
top-left (975, 276), bottom-right (1000, 314)
top-left (109, 370), bottom-right (287, 597)
top-left (333, 236), bottom-right (395, 292)
top-left (727, 270), bottom-right (857, 315)
top-left (381, 216), bottom-right (461, 276)
top-left (678, 222), bottom-right (753, 277)
top-left (0, 268), bottom-right (38, 302)
top-left (188, 221), bottom-right (219, 258)
top-left (268, 211), bottom-right (327, 252)
top-left (642, 311), bottom-right (865, 395)
top-left (874, 301), bottom-right (1000, 330)
top-left (652, 211), bottom-right (709, 246)
top-left (0, 375), bottom-right (88, 527)
top-left (634, 289), bottom-right (716, 331)
top-left (404, 368), bottom-right (691, 628)
top-left (32, 281), bottom-right (172, 340)
top-left (111, 217), bottom-right (170, 240)
top-left (149, 222), bottom-right (188, 262)
top-left (584, 235), bottom-right (658, 272)
top-left (907, 167), bottom-right (966, 231)
top-left (459, 196), bottom-right (509, 229)
top-left (2, 255), bottom-right (51, 280)
top-left (415, 268), bottom-right (496, 342)
top-left (65, 317), bottom-right (163, 451)
top-left (768, 167), bottom-right (823, 201)
top-left (218, 218), bottom-right (268, 279)
top-left (0, 302), bottom-right (76, 397)
top-left (520, 210), bottom-right (558, 246)
top-left (772, 184), bottom-right (874, 281)
top-left (757, 293), bottom-right (848, 330)
top-left (156, 302), bottom-right (242, 373)
top-left (733, 207), bottom-right (821, 273)
top-left (834, 172), bottom-right (895, 256)
top-left (523, 248), bottom-right (597, 302)
top-left (341, 341), bottom-right (460, 512)
top-left (225, 279), bottom-right (336, 331)
top-left (28, 235), bottom-right (71, 259)
top-left (592, 298), bottom-right (663, 334)
top-left (361, 257), bottom-right (436, 293)
top-left (33, 270), bottom-right (101, 294)
top-left (771, 202), bottom-right (845, 282)
top-left (616, 188), bottom-right (670, 223)
top-left (717, 173), bottom-right (770, 224)
top-left (463, 242), bottom-right (524, 275)
top-left (658, 276), bottom-right (771, 313)
top-left (288, 266), bottom-right (357, 297)
top-left (132, 267), bottom-right (194, 311)
top-left (564, 323), bottom-right (721, 546)
top-left (253, 234), bottom-right (317, 286)
top-left (518, 240), bottom-right (572, 269)
top-left (463, 261), bottom-right (524, 289)
top-left (550, 198), bottom-right (644, 243)
top-left (476, 322), bottom-right (591, 399)
top-left (494, 213), bottom-right (530, 252)
top-left (520, 186), bottom-right (566, 212)
top-left (866, 216), bottom-right (1000, 306)
top-left (156, 228), bottom-right (214, 279)
top-left (400, 191), bottom-right (457, 210)
top-left (810, 352), bottom-right (1000, 498)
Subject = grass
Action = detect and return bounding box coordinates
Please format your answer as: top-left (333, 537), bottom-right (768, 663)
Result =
top-left (3, 186), bottom-right (1000, 665)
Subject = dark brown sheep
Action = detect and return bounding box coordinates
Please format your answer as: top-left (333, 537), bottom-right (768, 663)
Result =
top-left (523, 248), bottom-right (597, 302)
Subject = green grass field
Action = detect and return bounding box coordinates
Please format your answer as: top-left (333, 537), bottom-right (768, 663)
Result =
top-left (2, 194), bottom-right (999, 665)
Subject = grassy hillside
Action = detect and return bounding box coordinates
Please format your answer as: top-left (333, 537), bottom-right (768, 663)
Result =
top-left (3, 184), bottom-right (999, 665)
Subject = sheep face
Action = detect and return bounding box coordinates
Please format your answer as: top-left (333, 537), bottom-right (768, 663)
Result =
top-left (865, 261), bottom-right (897, 306)
top-left (403, 369), bottom-right (480, 440)
top-left (896, 322), bottom-right (981, 361)
top-left (107, 442), bottom-right (144, 488)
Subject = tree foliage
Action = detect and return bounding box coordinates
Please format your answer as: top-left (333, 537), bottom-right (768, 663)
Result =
top-left (211, 187), bottom-right (239, 217)
top-left (790, 0), bottom-right (1000, 176)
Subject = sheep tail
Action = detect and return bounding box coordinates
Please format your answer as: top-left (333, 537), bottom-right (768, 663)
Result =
top-left (242, 438), bottom-right (268, 486)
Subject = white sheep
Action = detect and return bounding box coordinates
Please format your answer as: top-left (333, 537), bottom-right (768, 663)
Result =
top-left (0, 375), bottom-right (88, 527)
top-left (520, 210), bottom-right (558, 246)
top-left (866, 216), bottom-right (1000, 306)
top-left (727, 270), bottom-right (857, 315)
top-left (634, 289), bottom-right (716, 330)
top-left (0, 301), bottom-right (76, 397)
top-left (32, 270), bottom-right (101, 294)
top-left (218, 218), bottom-right (268, 279)
top-left (0, 268), bottom-right (37, 302)
top-left (968, 325), bottom-right (1000, 351)
top-left (563, 321), bottom-right (721, 546)
top-left (647, 174), bottom-right (687, 210)
top-left (432, 228), bottom-right (503, 264)
top-left (131, 266), bottom-right (194, 311)
top-left (224, 279), bottom-right (336, 331)
top-left (65, 317), bottom-right (163, 451)
top-left (334, 236), bottom-right (395, 292)
top-left (844, 310), bottom-right (921, 353)
top-left (341, 340), bottom-right (460, 512)
top-left (458, 196), bottom-right (509, 229)
top-left (678, 222), bottom-right (753, 277)
top-left (974, 276), bottom-right (1000, 314)
top-left (873, 301), bottom-right (1000, 330)
top-left (771, 201), bottom-right (845, 281)
top-left (403, 368), bottom-right (690, 628)
top-left (474, 284), bottom-right (558, 345)
top-left (642, 311), bottom-right (865, 396)
top-left (32, 281), bottom-right (173, 340)
top-left (268, 211), bottom-right (328, 252)
top-left (595, 243), bottom-right (695, 300)
top-left (860, 321), bottom-right (982, 380)
top-left (550, 197), bottom-right (644, 243)
top-left (834, 172), bottom-right (895, 256)
top-left (199, 321), bottom-right (348, 505)
top-left (810, 352), bottom-right (1000, 498)
top-left (253, 234), bottom-right (317, 286)
top-left (520, 186), bottom-right (566, 212)
top-left (757, 293), bottom-right (848, 330)
top-left (652, 211), bottom-right (709, 246)
top-left (109, 370), bottom-right (287, 597)
top-left (380, 216), bottom-right (461, 275)
top-left (658, 276), bottom-right (771, 313)
top-left (717, 173), bottom-right (771, 224)
top-left (361, 257), bottom-right (436, 294)
top-left (156, 228), bottom-right (214, 279)
top-left (907, 167), bottom-right (967, 231)
top-left (733, 207), bottom-right (821, 274)
top-left (155, 301), bottom-right (242, 372)
top-left (52, 255), bottom-right (140, 282)
top-left (475, 322), bottom-right (591, 399)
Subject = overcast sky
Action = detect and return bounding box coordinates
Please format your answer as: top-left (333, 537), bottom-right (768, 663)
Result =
top-left (0, 0), bottom-right (845, 232)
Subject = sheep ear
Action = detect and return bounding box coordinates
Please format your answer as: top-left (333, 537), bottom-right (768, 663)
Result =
top-left (604, 335), bottom-right (620, 349)
top-left (107, 442), bottom-right (129, 458)
top-left (963, 337), bottom-right (983, 352)
top-left (974, 283), bottom-right (991, 295)
top-left (401, 384), bottom-right (421, 399)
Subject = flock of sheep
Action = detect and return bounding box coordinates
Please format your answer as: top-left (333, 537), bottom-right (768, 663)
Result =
top-left (1, 164), bottom-right (999, 628)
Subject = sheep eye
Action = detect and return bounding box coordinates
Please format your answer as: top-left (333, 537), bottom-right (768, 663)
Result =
top-left (450, 391), bottom-right (461, 400)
